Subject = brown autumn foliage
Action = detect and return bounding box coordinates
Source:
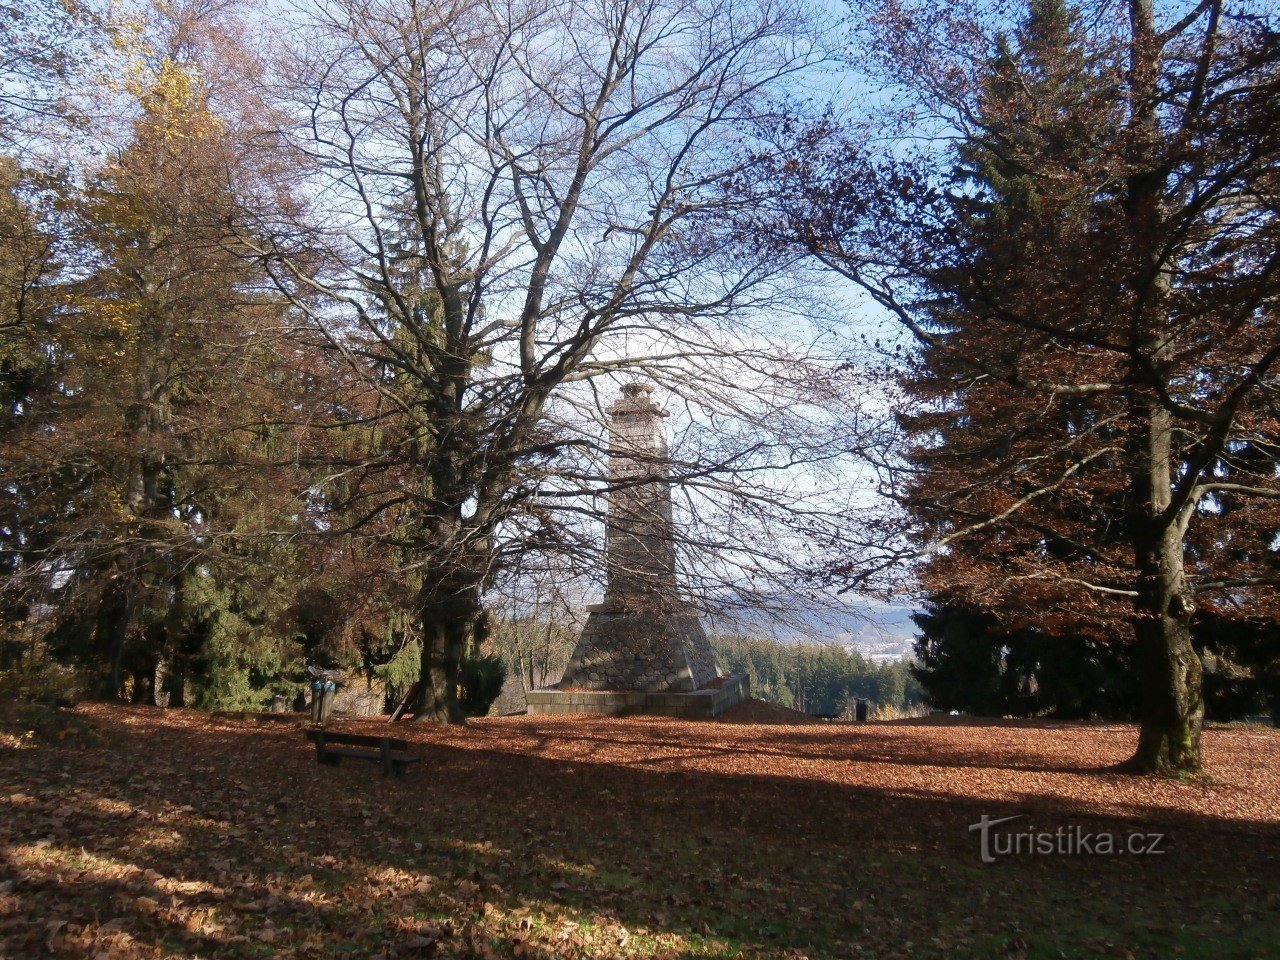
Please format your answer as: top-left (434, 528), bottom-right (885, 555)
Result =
top-left (763, 0), bottom-right (1280, 774)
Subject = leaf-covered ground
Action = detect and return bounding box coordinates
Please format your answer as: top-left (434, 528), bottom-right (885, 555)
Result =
top-left (2, 701), bottom-right (1278, 959)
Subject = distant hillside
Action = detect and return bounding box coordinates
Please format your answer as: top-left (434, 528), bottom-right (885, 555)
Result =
top-left (712, 601), bottom-right (920, 662)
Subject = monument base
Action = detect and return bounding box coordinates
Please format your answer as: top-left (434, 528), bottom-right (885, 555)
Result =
top-left (526, 673), bottom-right (750, 719)
top-left (559, 602), bottom-right (720, 692)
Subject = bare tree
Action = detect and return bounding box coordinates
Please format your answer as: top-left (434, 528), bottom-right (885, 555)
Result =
top-left (249, 0), bottom-right (885, 721)
top-left (487, 566), bottom-right (580, 693)
top-left (0, 0), bottom-right (105, 154)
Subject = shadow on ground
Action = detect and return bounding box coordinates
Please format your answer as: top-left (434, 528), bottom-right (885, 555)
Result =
top-left (1, 705), bottom-right (1277, 959)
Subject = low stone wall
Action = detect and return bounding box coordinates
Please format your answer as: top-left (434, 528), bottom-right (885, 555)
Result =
top-left (526, 673), bottom-right (749, 718)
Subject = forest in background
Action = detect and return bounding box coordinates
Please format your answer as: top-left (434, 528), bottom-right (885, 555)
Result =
top-left (712, 636), bottom-right (923, 717)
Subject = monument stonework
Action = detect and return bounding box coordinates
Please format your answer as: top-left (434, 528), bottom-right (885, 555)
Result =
top-left (526, 382), bottom-right (748, 717)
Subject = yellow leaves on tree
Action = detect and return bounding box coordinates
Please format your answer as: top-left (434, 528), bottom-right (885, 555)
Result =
top-left (130, 58), bottom-right (227, 145)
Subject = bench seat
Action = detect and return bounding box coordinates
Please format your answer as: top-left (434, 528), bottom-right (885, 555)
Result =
top-left (305, 729), bottom-right (420, 777)
top-left (322, 745), bottom-right (419, 763)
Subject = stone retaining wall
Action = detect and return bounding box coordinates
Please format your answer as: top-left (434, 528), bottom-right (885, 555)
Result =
top-left (526, 673), bottom-right (750, 718)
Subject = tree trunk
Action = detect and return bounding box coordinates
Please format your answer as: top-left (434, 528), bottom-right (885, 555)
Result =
top-left (1131, 599), bottom-right (1203, 773)
top-left (160, 579), bottom-right (191, 708)
top-left (414, 578), bottom-right (479, 724)
top-left (1122, 353), bottom-right (1205, 774)
top-left (1129, 524), bottom-right (1204, 774)
top-left (1114, 0), bottom-right (1203, 775)
top-left (130, 663), bottom-right (156, 704)
top-left (97, 579), bottom-right (134, 700)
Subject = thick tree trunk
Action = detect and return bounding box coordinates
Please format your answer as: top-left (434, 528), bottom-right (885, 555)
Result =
top-left (154, 659), bottom-right (176, 707)
top-left (1124, 368), bottom-right (1204, 774)
top-left (96, 579), bottom-right (134, 700)
top-left (159, 589), bottom-right (185, 707)
top-left (414, 578), bottom-right (479, 724)
top-left (1264, 671), bottom-right (1280, 729)
top-left (165, 666), bottom-right (187, 708)
top-left (1131, 596), bottom-right (1203, 773)
top-left (1129, 523), bottom-right (1204, 774)
top-left (130, 662), bottom-right (157, 704)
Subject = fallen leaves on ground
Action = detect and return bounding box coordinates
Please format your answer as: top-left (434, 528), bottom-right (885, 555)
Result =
top-left (1, 702), bottom-right (1277, 959)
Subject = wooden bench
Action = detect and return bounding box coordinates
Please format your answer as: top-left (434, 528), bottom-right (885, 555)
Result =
top-left (305, 729), bottom-right (420, 778)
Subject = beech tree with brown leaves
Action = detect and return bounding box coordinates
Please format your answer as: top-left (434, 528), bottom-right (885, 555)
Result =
top-left (770, 0), bottom-right (1280, 773)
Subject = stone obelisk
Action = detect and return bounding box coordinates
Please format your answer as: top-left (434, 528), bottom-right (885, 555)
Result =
top-left (559, 382), bottom-right (721, 692)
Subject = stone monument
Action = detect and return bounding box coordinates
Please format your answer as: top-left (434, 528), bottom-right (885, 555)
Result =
top-left (526, 382), bottom-right (748, 718)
